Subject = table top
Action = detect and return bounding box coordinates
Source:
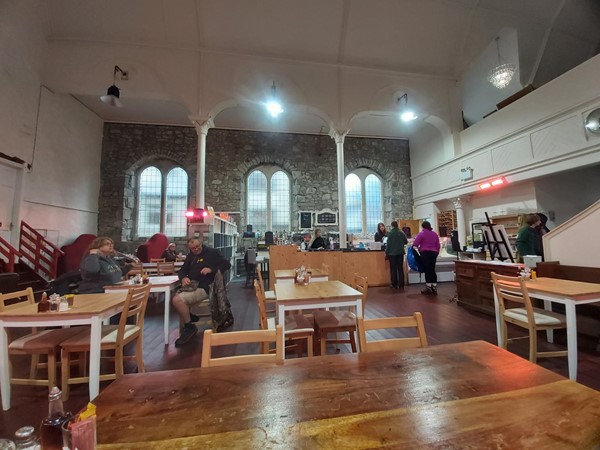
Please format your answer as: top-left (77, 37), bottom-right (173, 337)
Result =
top-left (274, 268), bottom-right (328, 278)
top-left (525, 277), bottom-right (600, 300)
top-left (141, 261), bottom-right (183, 267)
top-left (0, 293), bottom-right (128, 320)
top-left (94, 340), bottom-right (600, 449)
top-left (104, 276), bottom-right (179, 289)
top-left (275, 280), bottom-right (361, 302)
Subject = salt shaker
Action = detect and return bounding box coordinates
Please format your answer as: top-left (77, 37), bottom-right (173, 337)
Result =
top-left (14, 426), bottom-right (40, 450)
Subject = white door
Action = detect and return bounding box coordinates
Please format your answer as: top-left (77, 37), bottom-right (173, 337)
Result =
top-left (0, 163), bottom-right (24, 247)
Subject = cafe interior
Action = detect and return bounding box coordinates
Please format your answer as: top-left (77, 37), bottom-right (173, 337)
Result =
top-left (1, 1), bottom-right (600, 447)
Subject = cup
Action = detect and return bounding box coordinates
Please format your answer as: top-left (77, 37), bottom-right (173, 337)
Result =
top-left (62, 417), bottom-right (75, 449)
top-left (65, 295), bottom-right (75, 307)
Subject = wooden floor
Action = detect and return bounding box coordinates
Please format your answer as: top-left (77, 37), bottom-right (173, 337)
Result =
top-left (1, 277), bottom-right (600, 437)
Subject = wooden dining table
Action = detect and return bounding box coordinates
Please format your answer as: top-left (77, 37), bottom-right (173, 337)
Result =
top-left (273, 268), bottom-right (328, 283)
top-left (493, 276), bottom-right (600, 380)
top-left (93, 340), bottom-right (600, 449)
top-left (0, 292), bottom-right (128, 410)
top-left (275, 280), bottom-right (362, 358)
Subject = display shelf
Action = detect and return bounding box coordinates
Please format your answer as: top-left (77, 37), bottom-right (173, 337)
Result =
top-left (437, 210), bottom-right (457, 237)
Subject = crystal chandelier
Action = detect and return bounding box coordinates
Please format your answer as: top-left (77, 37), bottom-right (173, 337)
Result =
top-left (488, 37), bottom-right (515, 89)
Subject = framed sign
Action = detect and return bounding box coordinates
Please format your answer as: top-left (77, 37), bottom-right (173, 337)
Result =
top-left (299, 211), bottom-right (313, 229)
top-left (315, 209), bottom-right (338, 226)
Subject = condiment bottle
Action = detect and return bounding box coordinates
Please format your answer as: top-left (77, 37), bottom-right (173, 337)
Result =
top-left (37, 293), bottom-right (49, 313)
top-left (40, 387), bottom-right (72, 450)
top-left (14, 426), bottom-right (39, 450)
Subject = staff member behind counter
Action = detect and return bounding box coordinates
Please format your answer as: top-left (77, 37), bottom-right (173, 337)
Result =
top-left (309, 229), bottom-right (328, 250)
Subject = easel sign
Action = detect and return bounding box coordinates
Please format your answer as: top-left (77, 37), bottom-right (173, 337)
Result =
top-left (481, 224), bottom-right (514, 262)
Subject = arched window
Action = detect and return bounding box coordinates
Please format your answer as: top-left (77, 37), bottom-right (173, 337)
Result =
top-left (137, 164), bottom-right (188, 237)
top-left (246, 167), bottom-right (290, 233)
top-left (345, 170), bottom-right (383, 234)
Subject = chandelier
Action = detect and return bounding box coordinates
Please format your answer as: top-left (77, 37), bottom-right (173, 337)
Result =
top-left (488, 37), bottom-right (515, 89)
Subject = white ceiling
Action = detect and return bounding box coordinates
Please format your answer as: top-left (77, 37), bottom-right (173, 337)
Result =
top-left (45, 0), bottom-right (600, 138)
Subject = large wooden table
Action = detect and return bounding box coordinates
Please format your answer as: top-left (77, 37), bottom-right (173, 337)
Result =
top-left (104, 275), bottom-right (180, 345)
top-left (273, 268), bottom-right (328, 283)
top-left (0, 292), bottom-right (128, 410)
top-left (492, 276), bottom-right (600, 380)
top-left (94, 341), bottom-right (600, 449)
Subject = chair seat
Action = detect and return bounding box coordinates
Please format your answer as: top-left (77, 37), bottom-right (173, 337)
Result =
top-left (265, 291), bottom-right (277, 301)
top-left (9, 327), bottom-right (88, 352)
top-left (61, 324), bottom-right (139, 347)
top-left (313, 310), bottom-right (357, 330)
top-left (504, 307), bottom-right (566, 327)
top-left (267, 315), bottom-right (313, 335)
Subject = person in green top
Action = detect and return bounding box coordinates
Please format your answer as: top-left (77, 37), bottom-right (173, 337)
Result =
top-left (385, 221), bottom-right (408, 289)
top-left (515, 214), bottom-right (542, 263)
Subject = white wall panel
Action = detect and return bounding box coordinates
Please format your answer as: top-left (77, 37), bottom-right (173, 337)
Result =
top-left (530, 115), bottom-right (588, 161)
top-left (491, 136), bottom-right (533, 174)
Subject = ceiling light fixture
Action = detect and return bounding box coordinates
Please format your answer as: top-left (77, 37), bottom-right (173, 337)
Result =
top-left (265, 81), bottom-right (284, 117)
top-left (100, 65), bottom-right (128, 107)
top-left (488, 37), bottom-right (515, 89)
top-left (397, 93), bottom-right (418, 122)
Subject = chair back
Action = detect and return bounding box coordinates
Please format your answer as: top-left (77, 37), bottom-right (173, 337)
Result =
top-left (247, 249), bottom-right (257, 265)
top-left (491, 272), bottom-right (534, 326)
top-left (0, 287), bottom-right (35, 311)
top-left (201, 325), bottom-right (283, 367)
top-left (357, 312), bottom-right (428, 352)
top-left (353, 274), bottom-right (368, 315)
top-left (150, 258), bottom-right (166, 263)
top-left (117, 285), bottom-right (151, 343)
top-left (254, 280), bottom-right (269, 330)
top-left (127, 262), bottom-right (145, 276)
top-left (156, 261), bottom-right (175, 275)
top-left (321, 263), bottom-right (330, 274)
top-left (256, 269), bottom-right (266, 292)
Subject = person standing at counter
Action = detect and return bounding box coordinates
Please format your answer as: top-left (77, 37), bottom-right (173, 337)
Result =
top-left (516, 214), bottom-right (542, 263)
top-left (413, 221), bottom-right (440, 295)
top-left (385, 221), bottom-right (408, 289)
top-left (310, 229), bottom-right (327, 250)
top-left (78, 237), bottom-right (130, 293)
top-left (374, 222), bottom-right (387, 242)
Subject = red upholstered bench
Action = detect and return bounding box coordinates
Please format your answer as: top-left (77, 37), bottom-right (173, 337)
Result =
top-left (136, 233), bottom-right (170, 263)
top-left (57, 234), bottom-right (97, 276)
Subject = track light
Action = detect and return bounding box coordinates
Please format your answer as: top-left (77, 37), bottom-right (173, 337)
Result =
top-left (265, 81), bottom-right (284, 117)
top-left (397, 94), bottom-right (418, 122)
top-left (100, 65), bottom-right (128, 107)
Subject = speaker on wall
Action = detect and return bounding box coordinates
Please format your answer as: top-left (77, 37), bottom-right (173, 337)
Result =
top-left (299, 212), bottom-right (312, 229)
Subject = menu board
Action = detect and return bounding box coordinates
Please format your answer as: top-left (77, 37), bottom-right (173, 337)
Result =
top-left (315, 209), bottom-right (338, 226)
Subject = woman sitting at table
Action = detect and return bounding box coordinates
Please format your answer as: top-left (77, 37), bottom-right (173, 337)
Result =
top-left (78, 237), bottom-right (131, 294)
top-left (161, 243), bottom-right (177, 262)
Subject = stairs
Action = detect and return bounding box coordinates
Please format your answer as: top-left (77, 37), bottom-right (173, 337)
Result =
top-left (13, 262), bottom-right (49, 298)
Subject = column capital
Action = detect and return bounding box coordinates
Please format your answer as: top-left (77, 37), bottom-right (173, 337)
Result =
top-left (191, 117), bottom-right (215, 135)
top-left (453, 195), bottom-right (470, 209)
top-left (329, 129), bottom-right (349, 144)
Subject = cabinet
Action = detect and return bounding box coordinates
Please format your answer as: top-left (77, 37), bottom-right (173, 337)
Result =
top-left (437, 210), bottom-right (457, 237)
top-left (454, 260), bottom-right (523, 315)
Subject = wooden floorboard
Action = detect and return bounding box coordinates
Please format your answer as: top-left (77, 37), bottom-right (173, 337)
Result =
top-left (1, 277), bottom-right (599, 437)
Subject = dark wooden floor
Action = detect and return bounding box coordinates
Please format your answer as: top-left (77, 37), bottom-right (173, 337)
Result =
top-left (1, 277), bottom-right (599, 437)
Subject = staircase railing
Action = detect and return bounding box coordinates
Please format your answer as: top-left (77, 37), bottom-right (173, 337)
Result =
top-left (0, 236), bottom-right (22, 273)
top-left (18, 221), bottom-right (63, 280)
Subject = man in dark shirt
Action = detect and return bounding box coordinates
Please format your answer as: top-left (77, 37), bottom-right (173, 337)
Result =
top-left (173, 237), bottom-right (231, 347)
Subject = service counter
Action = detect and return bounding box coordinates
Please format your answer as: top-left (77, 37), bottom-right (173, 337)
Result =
top-left (269, 245), bottom-right (396, 287)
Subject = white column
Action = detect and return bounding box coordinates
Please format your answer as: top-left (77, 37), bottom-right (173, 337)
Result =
top-left (330, 130), bottom-right (348, 248)
top-left (453, 196), bottom-right (469, 250)
top-left (192, 118), bottom-right (214, 208)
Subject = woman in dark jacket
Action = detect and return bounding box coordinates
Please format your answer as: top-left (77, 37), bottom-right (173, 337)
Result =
top-left (374, 223), bottom-right (387, 242)
top-left (78, 237), bottom-right (129, 293)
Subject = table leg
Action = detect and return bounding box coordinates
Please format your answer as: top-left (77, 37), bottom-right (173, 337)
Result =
top-left (493, 288), bottom-right (502, 346)
top-left (355, 298), bottom-right (363, 352)
top-left (0, 321), bottom-right (11, 411)
top-left (277, 303), bottom-right (286, 360)
top-left (565, 302), bottom-right (578, 380)
top-left (88, 316), bottom-right (102, 400)
top-left (163, 287), bottom-right (170, 345)
top-left (543, 300), bottom-right (554, 343)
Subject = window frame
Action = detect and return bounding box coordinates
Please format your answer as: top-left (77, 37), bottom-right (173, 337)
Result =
top-left (246, 166), bottom-right (291, 233)
top-left (345, 168), bottom-right (384, 234)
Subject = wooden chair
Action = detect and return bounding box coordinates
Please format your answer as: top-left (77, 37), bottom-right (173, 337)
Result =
top-left (256, 270), bottom-right (276, 306)
top-left (201, 325), bottom-right (283, 367)
top-left (156, 261), bottom-right (175, 275)
top-left (313, 274), bottom-right (368, 355)
top-left (491, 272), bottom-right (567, 363)
top-left (244, 249), bottom-right (257, 288)
top-left (60, 284), bottom-right (151, 400)
top-left (0, 288), bottom-right (87, 390)
top-left (357, 312), bottom-right (428, 352)
top-left (150, 258), bottom-right (166, 263)
top-left (127, 262), bottom-right (145, 277)
top-left (254, 280), bottom-right (313, 357)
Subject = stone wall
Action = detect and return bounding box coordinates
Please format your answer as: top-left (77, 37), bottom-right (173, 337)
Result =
top-left (99, 123), bottom-right (412, 248)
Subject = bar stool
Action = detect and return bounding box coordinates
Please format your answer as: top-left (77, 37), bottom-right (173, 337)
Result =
top-left (244, 249), bottom-right (257, 288)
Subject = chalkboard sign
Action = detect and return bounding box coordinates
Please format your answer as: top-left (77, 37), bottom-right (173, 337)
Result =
top-left (315, 209), bottom-right (338, 226)
top-left (299, 211), bottom-right (312, 229)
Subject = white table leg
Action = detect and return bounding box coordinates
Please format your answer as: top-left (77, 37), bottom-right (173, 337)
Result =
top-left (277, 303), bottom-right (286, 360)
top-left (543, 300), bottom-right (554, 343)
top-left (564, 302), bottom-right (578, 380)
top-left (163, 287), bottom-right (170, 345)
top-left (88, 316), bottom-right (102, 400)
top-left (355, 298), bottom-right (363, 352)
top-left (0, 321), bottom-right (11, 411)
top-left (493, 288), bottom-right (502, 346)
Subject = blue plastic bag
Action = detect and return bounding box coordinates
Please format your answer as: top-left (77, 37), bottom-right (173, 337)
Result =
top-left (407, 246), bottom-right (423, 273)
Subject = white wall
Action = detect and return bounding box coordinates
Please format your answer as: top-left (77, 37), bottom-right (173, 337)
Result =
top-left (0, 1), bottom-right (103, 247)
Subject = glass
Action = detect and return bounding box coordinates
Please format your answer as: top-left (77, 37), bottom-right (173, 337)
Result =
top-left (0, 439), bottom-right (16, 450)
top-left (13, 426), bottom-right (38, 450)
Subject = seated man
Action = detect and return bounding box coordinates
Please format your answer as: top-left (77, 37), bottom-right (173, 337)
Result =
top-left (173, 237), bottom-right (232, 347)
top-left (161, 242), bottom-right (177, 262)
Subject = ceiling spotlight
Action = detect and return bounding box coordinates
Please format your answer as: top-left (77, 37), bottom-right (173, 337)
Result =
top-left (397, 93), bottom-right (418, 122)
top-left (488, 37), bottom-right (515, 89)
top-left (266, 81), bottom-right (284, 118)
top-left (100, 65), bottom-right (128, 107)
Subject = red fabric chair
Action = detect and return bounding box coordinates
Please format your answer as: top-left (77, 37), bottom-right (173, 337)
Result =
top-left (57, 234), bottom-right (97, 276)
top-left (136, 233), bottom-right (169, 263)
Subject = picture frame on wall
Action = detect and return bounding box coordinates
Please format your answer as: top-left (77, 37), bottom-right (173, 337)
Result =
top-left (315, 209), bottom-right (338, 226)
top-left (299, 211), bottom-right (313, 229)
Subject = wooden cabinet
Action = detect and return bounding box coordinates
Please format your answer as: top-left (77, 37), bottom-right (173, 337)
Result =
top-left (454, 260), bottom-right (523, 315)
top-left (437, 211), bottom-right (457, 237)
top-left (490, 214), bottom-right (524, 239)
